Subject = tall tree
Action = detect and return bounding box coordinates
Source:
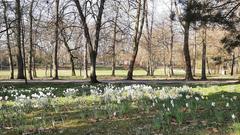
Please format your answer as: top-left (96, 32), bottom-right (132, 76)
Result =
top-left (127, 0), bottom-right (147, 80)
top-left (111, 3), bottom-right (119, 77)
top-left (15, 0), bottom-right (25, 79)
top-left (28, 0), bottom-right (34, 80)
top-left (2, 0), bottom-right (14, 79)
top-left (73, 0), bottom-right (106, 83)
top-left (53, 0), bottom-right (60, 79)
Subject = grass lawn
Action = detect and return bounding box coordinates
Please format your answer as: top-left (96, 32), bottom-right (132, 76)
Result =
top-left (0, 67), bottom-right (238, 80)
top-left (0, 83), bottom-right (240, 134)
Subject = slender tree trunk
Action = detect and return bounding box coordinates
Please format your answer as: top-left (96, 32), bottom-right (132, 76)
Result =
top-left (61, 31), bottom-right (76, 76)
top-left (3, 0), bottom-right (14, 79)
top-left (193, 29), bottom-right (197, 76)
top-left (169, 0), bottom-right (174, 77)
top-left (15, 0), bottom-right (25, 79)
top-left (53, 0), bottom-right (59, 79)
top-left (21, 16), bottom-right (27, 84)
top-left (33, 55), bottom-right (37, 77)
top-left (127, 0), bottom-right (146, 80)
top-left (231, 53), bottom-right (235, 76)
top-left (201, 26), bottom-right (207, 80)
top-left (84, 42), bottom-right (88, 78)
top-left (28, 0), bottom-right (34, 80)
top-left (183, 21), bottom-right (194, 80)
top-left (112, 8), bottom-right (118, 76)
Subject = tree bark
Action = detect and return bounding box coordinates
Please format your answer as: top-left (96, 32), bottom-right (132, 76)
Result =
top-left (53, 0), bottom-right (59, 79)
top-left (127, 0), bottom-right (147, 80)
top-left (3, 0), bottom-right (14, 79)
top-left (28, 0), bottom-right (34, 80)
top-left (15, 0), bottom-right (25, 79)
top-left (183, 21), bottom-right (194, 80)
top-left (201, 26), bottom-right (207, 80)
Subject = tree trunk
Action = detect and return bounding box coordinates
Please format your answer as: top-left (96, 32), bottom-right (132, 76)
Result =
top-left (21, 16), bottom-right (28, 84)
top-left (33, 56), bottom-right (37, 78)
top-left (89, 51), bottom-right (98, 83)
top-left (3, 0), bottom-right (14, 79)
top-left (231, 53), bottom-right (235, 76)
top-left (169, 0), bottom-right (174, 77)
top-left (84, 42), bottom-right (88, 78)
top-left (201, 26), bottom-right (207, 80)
top-left (73, 0), bottom-right (106, 83)
top-left (61, 31), bottom-right (76, 76)
top-left (127, 0), bottom-right (146, 80)
top-left (183, 21), bottom-right (194, 80)
top-left (111, 8), bottom-right (118, 76)
top-left (206, 57), bottom-right (211, 75)
top-left (53, 0), bottom-right (59, 80)
top-left (28, 0), bottom-right (34, 80)
top-left (15, 0), bottom-right (25, 79)
top-left (193, 29), bottom-right (197, 76)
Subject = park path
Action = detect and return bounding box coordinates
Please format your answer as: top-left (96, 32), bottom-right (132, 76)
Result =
top-left (0, 79), bottom-right (239, 85)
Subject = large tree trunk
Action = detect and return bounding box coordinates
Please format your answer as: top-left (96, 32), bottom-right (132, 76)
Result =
top-left (15, 0), bottom-right (25, 79)
top-left (183, 21), bottom-right (194, 80)
top-left (21, 16), bottom-right (28, 84)
top-left (3, 0), bottom-right (14, 79)
top-left (111, 8), bottom-right (118, 77)
top-left (201, 26), bottom-right (207, 80)
top-left (28, 0), bottom-right (34, 80)
top-left (84, 42), bottom-right (88, 78)
top-left (89, 51), bottom-right (98, 83)
top-left (53, 0), bottom-right (59, 79)
top-left (33, 55), bottom-right (37, 78)
top-left (127, 0), bottom-right (146, 80)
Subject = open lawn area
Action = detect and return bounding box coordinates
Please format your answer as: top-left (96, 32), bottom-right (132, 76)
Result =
top-left (1, 83), bottom-right (240, 135)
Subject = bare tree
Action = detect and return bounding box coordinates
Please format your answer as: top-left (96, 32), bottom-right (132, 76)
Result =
top-left (2, 0), bottom-right (14, 79)
top-left (15, 0), bottom-right (25, 79)
top-left (53, 0), bottom-right (60, 79)
top-left (73, 0), bottom-right (106, 83)
top-left (127, 0), bottom-right (147, 80)
top-left (28, 0), bottom-right (34, 80)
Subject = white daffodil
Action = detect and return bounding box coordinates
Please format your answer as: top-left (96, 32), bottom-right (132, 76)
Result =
top-left (232, 114), bottom-right (236, 120)
top-left (186, 103), bottom-right (189, 108)
top-left (211, 102), bottom-right (215, 107)
top-left (226, 102), bottom-right (229, 107)
top-left (195, 97), bottom-right (200, 101)
top-left (233, 96), bottom-right (237, 100)
top-left (221, 94), bottom-right (225, 98)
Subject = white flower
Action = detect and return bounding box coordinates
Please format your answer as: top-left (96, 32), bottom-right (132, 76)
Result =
top-left (186, 95), bottom-right (191, 99)
top-left (232, 114), bottom-right (236, 120)
top-left (233, 96), bottom-right (237, 100)
top-left (211, 102), bottom-right (215, 107)
top-left (167, 107), bottom-right (170, 112)
top-left (163, 103), bottom-right (165, 108)
top-left (171, 100), bottom-right (174, 107)
top-left (201, 96), bottom-right (204, 99)
top-left (226, 102), bottom-right (229, 107)
top-left (221, 94), bottom-right (225, 98)
top-left (0, 96), bottom-right (2, 101)
top-left (186, 103), bottom-right (189, 108)
top-left (195, 97), bottom-right (200, 101)
top-left (4, 96), bottom-right (8, 100)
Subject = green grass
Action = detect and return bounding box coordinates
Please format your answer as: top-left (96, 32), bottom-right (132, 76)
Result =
top-left (0, 67), bottom-right (238, 80)
top-left (1, 83), bottom-right (240, 134)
